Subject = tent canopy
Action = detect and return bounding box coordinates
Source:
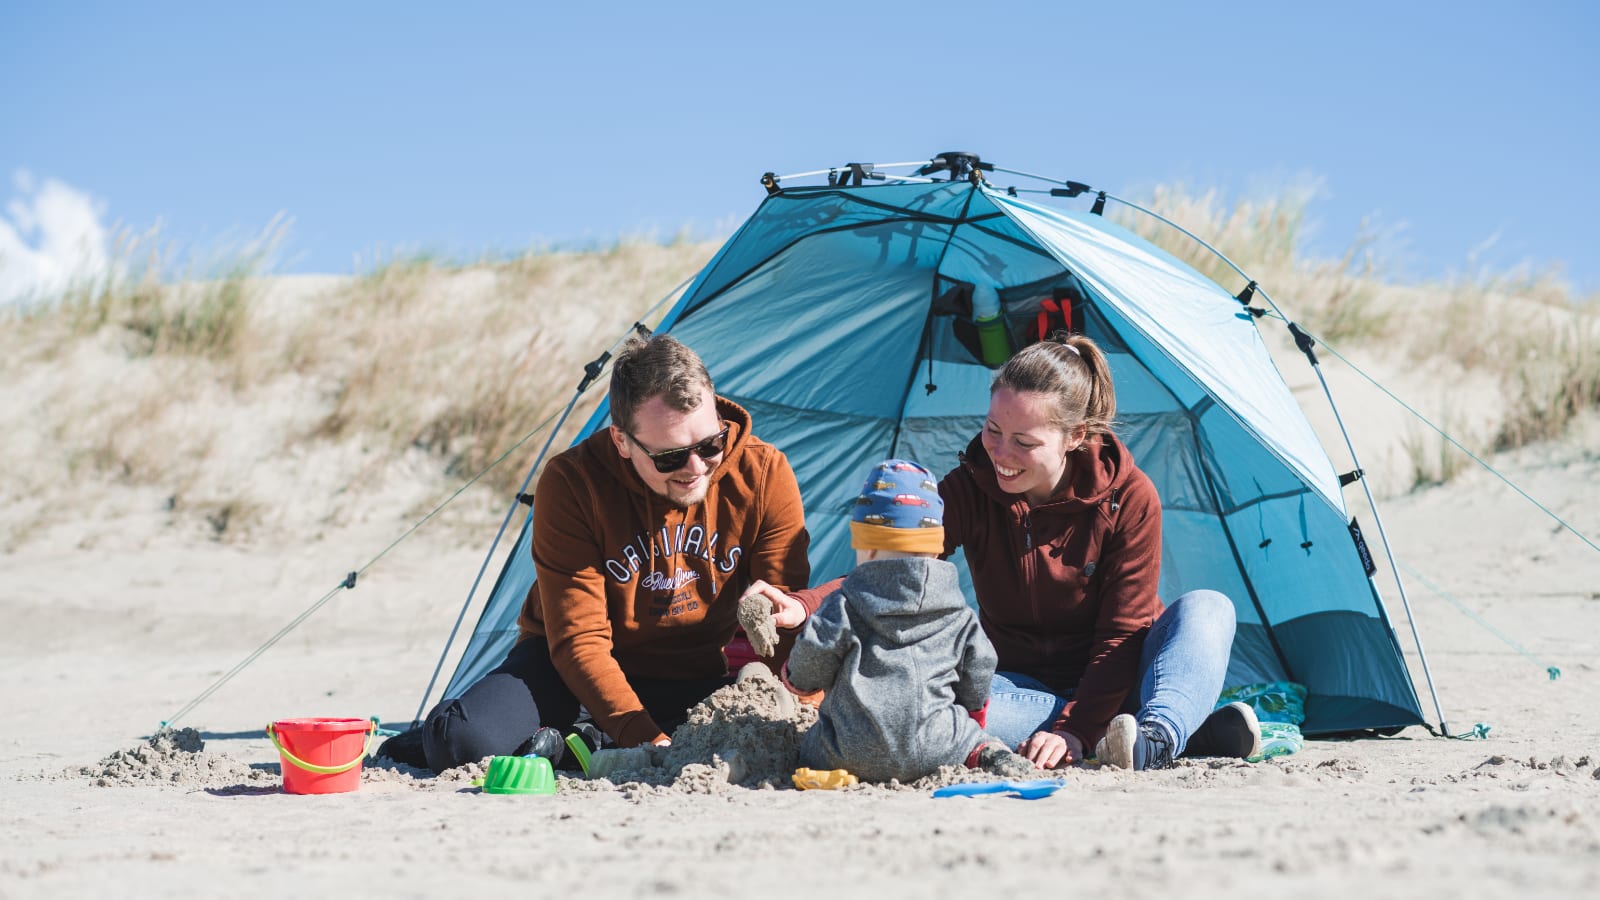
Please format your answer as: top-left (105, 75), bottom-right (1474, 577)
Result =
top-left (443, 176), bottom-right (1425, 736)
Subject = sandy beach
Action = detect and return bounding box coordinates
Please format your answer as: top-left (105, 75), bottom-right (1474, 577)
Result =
top-left (3, 436), bottom-right (1597, 899)
top-left (3, 262), bottom-right (1598, 899)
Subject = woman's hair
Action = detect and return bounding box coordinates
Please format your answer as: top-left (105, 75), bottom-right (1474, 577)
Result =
top-left (991, 332), bottom-right (1116, 436)
top-left (609, 335), bottom-right (715, 433)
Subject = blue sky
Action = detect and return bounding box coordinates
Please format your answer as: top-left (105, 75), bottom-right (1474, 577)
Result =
top-left (2, 1), bottom-right (1596, 297)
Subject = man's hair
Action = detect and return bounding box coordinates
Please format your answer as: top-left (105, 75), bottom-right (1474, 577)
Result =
top-left (608, 335), bottom-right (714, 433)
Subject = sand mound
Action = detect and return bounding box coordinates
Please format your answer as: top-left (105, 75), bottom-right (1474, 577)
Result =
top-left (577, 677), bottom-right (813, 792)
top-left (62, 727), bottom-right (274, 789)
top-left (573, 675), bottom-right (1039, 795)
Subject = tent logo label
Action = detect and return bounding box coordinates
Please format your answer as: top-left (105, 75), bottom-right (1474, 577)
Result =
top-left (602, 525), bottom-right (743, 583)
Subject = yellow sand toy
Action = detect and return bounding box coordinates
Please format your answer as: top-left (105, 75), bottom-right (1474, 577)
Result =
top-left (792, 768), bottom-right (858, 790)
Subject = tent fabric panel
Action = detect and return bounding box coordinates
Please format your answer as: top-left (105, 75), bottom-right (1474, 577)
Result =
top-left (1120, 410), bottom-right (1215, 516)
top-left (992, 195), bottom-right (1344, 509)
top-left (1273, 610), bottom-right (1424, 732)
top-left (1103, 346), bottom-right (1188, 416)
top-left (1092, 308), bottom-right (1210, 413)
top-left (1225, 495), bottom-right (1386, 619)
top-left (1156, 509), bottom-right (1256, 625)
top-left (1228, 622), bottom-right (1293, 688)
top-left (1196, 404), bottom-right (1329, 518)
top-left (914, 198), bottom-right (1065, 290)
top-left (669, 242), bottom-right (933, 421)
top-left (903, 349), bottom-right (994, 418)
top-left (441, 513), bottom-right (536, 699)
top-left (691, 185), bottom-right (1069, 323)
top-left (1302, 698), bottom-right (1425, 737)
top-left (690, 183), bottom-right (998, 307)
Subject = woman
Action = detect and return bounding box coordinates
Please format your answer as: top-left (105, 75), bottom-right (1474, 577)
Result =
top-left (940, 333), bottom-right (1258, 770)
top-left (752, 333), bottom-right (1260, 770)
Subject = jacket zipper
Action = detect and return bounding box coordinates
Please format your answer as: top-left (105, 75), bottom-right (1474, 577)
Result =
top-left (1021, 506), bottom-right (1041, 622)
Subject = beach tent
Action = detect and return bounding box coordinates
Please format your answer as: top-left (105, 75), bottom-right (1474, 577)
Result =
top-left (437, 157), bottom-right (1427, 736)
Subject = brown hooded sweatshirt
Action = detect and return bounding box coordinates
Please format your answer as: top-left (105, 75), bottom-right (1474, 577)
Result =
top-left (942, 431), bottom-right (1164, 748)
top-left (516, 397), bottom-right (812, 748)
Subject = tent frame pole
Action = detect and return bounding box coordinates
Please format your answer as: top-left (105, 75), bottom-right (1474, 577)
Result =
top-left (1283, 323), bottom-right (1451, 736)
top-left (408, 349), bottom-right (616, 729)
top-left (1082, 188), bottom-right (1450, 736)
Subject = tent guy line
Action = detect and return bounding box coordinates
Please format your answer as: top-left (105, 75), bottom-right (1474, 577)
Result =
top-left (161, 401), bottom-right (566, 729)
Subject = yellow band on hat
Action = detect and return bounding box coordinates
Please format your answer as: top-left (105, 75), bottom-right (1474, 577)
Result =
top-left (849, 521), bottom-right (945, 554)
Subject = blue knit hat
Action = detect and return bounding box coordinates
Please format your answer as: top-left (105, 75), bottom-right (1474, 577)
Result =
top-left (849, 458), bottom-right (945, 553)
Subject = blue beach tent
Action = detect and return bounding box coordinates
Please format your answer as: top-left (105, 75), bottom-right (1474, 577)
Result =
top-left (437, 155), bottom-right (1427, 736)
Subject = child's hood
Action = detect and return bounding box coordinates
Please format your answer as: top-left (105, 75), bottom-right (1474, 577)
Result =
top-left (838, 556), bottom-right (970, 644)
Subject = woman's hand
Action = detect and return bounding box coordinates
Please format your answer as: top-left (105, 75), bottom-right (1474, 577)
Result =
top-left (1017, 729), bottom-right (1085, 769)
top-left (740, 579), bottom-right (806, 629)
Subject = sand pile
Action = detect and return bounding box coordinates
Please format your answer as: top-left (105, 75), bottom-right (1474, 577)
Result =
top-left (566, 674), bottom-right (1031, 795)
top-left (63, 727), bottom-right (274, 789)
top-left (574, 676), bottom-right (817, 792)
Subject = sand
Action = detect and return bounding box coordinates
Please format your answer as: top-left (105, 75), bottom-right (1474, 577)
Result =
top-left (736, 592), bottom-right (780, 659)
top-left (3, 414), bottom-right (1600, 895)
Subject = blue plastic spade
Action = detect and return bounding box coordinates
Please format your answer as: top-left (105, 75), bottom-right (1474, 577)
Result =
top-left (932, 780), bottom-right (1064, 800)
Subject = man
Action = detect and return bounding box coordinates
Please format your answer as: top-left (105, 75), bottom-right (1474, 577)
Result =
top-left (417, 335), bottom-right (813, 771)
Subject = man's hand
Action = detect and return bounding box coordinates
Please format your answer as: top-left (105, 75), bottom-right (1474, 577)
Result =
top-left (737, 580), bottom-right (805, 657)
top-left (1017, 729), bottom-right (1085, 769)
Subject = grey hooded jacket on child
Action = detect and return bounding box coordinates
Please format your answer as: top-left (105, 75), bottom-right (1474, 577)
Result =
top-left (786, 556), bottom-right (996, 783)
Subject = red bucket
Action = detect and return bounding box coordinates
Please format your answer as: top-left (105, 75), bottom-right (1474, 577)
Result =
top-left (267, 717), bottom-right (375, 795)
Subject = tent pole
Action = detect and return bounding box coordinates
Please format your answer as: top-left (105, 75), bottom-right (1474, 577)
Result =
top-left (407, 271), bottom-right (695, 728)
top-left (407, 349), bottom-right (616, 728)
top-left (1285, 323), bottom-right (1451, 736)
top-left (1091, 186), bottom-right (1449, 734)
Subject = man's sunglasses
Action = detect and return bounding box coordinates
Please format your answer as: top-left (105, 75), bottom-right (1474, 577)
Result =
top-left (624, 423), bottom-right (730, 473)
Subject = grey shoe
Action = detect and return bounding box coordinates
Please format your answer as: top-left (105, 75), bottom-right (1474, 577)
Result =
top-left (1096, 714), bottom-right (1175, 771)
top-left (1097, 714), bottom-right (1135, 769)
top-left (1184, 701), bottom-right (1262, 760)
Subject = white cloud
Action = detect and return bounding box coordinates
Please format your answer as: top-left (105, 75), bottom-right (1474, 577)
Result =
top-left (0, 171), bottom-right (114, 308)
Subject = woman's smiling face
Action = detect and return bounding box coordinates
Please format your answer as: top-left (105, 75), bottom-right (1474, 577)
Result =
top-left (981, 386), bottom-right (1085, 506)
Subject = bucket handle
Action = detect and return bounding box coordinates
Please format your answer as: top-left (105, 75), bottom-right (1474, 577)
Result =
top-left (266, 720), bottom-right (377, 775)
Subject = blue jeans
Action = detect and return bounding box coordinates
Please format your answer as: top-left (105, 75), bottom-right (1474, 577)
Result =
top-left (984, 589), bottom-right (1236, 755)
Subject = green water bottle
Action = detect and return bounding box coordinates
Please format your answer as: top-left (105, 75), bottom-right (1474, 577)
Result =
top-left (972, 283), bottom-right (1011, 366)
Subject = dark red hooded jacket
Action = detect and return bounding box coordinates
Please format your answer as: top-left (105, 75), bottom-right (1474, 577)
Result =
top-left (941, 431), bottom-right (1164, 747)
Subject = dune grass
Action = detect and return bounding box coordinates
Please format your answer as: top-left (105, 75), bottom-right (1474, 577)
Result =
top-left (30, 219), bottom-right (286, 361)
top-left (2, 189), bottom-right (1595, 548)
top-left (0, 235), bottom-right (717, 549)
top-left (292, 240), bottom-right (713, 488)
top-left (1115, 185), bottom-right (1598, 488)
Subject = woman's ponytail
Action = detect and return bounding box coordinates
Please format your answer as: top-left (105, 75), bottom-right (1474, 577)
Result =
top-left (992, 332), bottom-right (1117, 437)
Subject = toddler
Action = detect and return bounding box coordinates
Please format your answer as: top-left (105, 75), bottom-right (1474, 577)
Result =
top-left (783, 459), bottom-right (1035, 782)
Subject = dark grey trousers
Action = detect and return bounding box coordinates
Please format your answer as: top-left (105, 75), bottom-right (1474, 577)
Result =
top-left (421, 636), bottom-right (730, 772)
